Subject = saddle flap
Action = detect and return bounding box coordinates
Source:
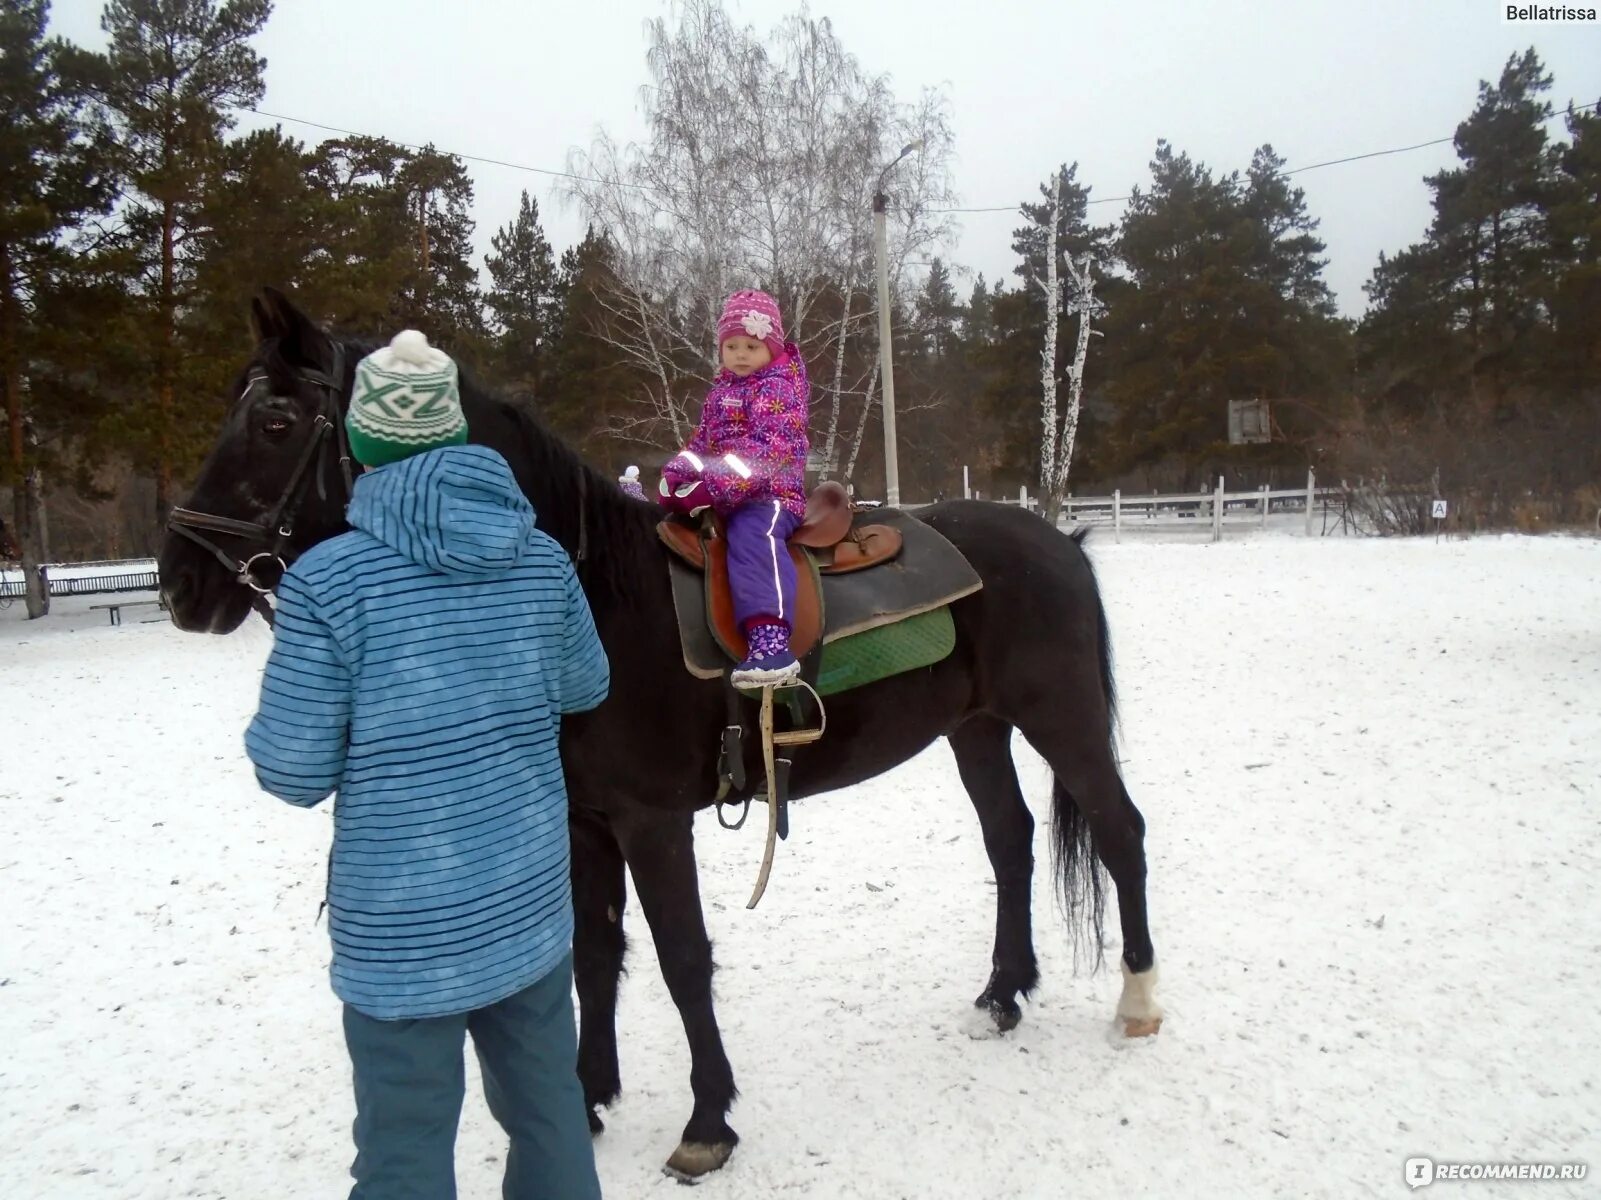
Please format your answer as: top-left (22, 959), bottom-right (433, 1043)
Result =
top-left (658, 517), bottom-right (706, 570)
top-left (813, 524), bottom-right (903, 574)
top-left (705, 536), bottom-right (823, 662)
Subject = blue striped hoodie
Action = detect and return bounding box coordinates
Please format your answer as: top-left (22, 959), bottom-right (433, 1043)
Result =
top-left (244, 445), bottom-right (610, 1020)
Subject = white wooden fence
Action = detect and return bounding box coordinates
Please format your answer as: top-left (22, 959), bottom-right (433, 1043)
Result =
top-left (961, 469), bottom-right (1344, 542)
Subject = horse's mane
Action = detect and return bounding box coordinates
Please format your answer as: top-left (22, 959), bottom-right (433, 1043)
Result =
top-left (493, 392), bottom-right (664, 606)
top-left (285, 333), bottom-right (661, 606)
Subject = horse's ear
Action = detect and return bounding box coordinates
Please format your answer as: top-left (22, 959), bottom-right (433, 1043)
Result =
top-left (251, 286), bottom-right (333, 369)
top-left (249, 294), bottom-right (275, 344)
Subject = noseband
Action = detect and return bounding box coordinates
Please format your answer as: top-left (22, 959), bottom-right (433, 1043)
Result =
top-left (167, 344), bottom-right (353, 626)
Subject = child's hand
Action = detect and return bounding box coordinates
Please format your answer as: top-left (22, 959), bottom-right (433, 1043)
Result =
top-left (657, 478), bottom-right (710, 517)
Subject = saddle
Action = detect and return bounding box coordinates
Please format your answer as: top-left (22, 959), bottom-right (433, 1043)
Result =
top-left (656, 482), bottom-right (905, 663)
top-left (660, 494), bottom-right (983, 680)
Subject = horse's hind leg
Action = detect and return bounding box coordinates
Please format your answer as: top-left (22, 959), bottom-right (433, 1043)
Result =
top-left (949, 713), bottom-right (1039, 1033)
top-left (1011, 692), bottom-right (1162, 1037)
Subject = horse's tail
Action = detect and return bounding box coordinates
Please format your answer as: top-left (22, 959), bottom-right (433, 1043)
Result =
top-left (1049, 527), bottom-right (1113, 971)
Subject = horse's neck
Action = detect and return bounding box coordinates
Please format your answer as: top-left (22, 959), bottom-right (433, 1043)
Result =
top-left (464, 394), bottom-right (659, 600)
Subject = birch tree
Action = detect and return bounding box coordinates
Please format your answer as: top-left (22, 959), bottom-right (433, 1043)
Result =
top-left (1024, 165), bottom-right (1109, 524)
top-left (1037, 171), bottom-right (1063, 516)
top-left (566, 0), bottom-right (954, 458)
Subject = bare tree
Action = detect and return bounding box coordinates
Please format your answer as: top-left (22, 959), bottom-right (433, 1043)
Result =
top-left (565, 0), bottom-right (955, 459)
top-left (1033, 164), bottom-right (1102, 525)
top-left (1037, 172), bottom-right (1063, 517)
top-left (1041, 253), bottom-right (1098, 524)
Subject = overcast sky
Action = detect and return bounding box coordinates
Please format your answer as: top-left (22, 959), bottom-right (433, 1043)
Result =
top-left (50, 0), bottom-right (1601, 316)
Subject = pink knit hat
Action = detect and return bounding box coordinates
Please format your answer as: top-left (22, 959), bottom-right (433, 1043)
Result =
top-left (717, 290), bottom-right (785, 359)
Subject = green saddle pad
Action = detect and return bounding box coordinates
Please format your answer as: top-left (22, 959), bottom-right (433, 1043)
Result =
top-left (812, 605), bottom-right (956, 697)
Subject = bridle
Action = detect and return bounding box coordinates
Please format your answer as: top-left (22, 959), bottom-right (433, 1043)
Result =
top-left (166, 344), bottom-right (353, 626)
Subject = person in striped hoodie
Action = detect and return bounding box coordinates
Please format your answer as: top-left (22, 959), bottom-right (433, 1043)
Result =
top-left (245, 330), bottom-right (609, 1200)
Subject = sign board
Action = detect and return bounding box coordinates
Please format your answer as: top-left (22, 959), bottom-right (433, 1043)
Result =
top-left (1228, 398), bottom-right (1272, 445)
top-left (1431, 500), bottom-right (1448, 519)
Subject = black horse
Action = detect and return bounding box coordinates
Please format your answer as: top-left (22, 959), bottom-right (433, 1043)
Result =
top-left (159, 290), bottom-right (1163, 1179)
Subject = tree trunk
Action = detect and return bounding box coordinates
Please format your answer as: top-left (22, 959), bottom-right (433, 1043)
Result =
top-left (1038, 172), bottom-right (1062, 516)
top-left (1047, 254), bottom-right (1095, 525)
top-left (156, 197), bottom-right (177, 539)
top-left (2, 239), bottom-right (48, 618)
top-left (418, 189), bottom-right (432, 313)
top-left (820, 273), bottom-right (854, 480)
top-left (20, 468), bottom-right (49, 618)
top-left (843, 361), bottom-right (880, 492)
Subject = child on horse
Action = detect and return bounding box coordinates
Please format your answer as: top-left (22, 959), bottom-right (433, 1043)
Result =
top-left (658, 290), bottom-right (810, 688)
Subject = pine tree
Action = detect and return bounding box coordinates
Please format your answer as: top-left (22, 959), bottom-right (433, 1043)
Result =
top-left (305, 135), bottom-right (415, 329)
top-left (0, 0), bottom-right (117, 615)
top-left (541, 227), bottom-right (637, 461)
top-left (393, 146), bottom-right (484, 350)
top-left (484, 190), bottom-right (558, 398)
top-left (1104, 141), bottom-right (1341, 476)
top-left (960, 274), bottom-right (996, 347)
top-left (97, 0), bottom-right (271, 533)
top-left (188, 127), bottom-right (321, 358)
top-left (1547, 100), bottom-right (1601, 392)
top-left (914, 257), bottom-right (960, 360)
top-left (1424, 49), bottom-right (1560, 408)
top-left (1356, 49), bottom-right (1594, 509)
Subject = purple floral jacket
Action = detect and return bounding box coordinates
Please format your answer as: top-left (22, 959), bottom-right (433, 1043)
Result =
top-left (662, 344), bottom-right (810, 519)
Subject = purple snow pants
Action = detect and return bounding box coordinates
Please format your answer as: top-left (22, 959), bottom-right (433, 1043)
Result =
top-left (725, 500), bottom-right (802, 632)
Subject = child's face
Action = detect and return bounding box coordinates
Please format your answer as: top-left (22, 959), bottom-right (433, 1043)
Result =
top-left (720, 336), bottom-right (772, 377)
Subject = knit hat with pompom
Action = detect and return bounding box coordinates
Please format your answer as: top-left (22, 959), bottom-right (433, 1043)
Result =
top-left (345, 330), bottom-right (469, 468)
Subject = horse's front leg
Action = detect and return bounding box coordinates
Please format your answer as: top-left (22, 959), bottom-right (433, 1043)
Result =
top-left (610, 801), bottom-right (738, 1180)
top-left (570, 807), bottom-right (628, 1133)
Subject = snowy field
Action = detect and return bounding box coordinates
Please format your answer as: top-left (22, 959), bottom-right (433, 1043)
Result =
top-left (3, 533), bottom-right (1599, 1199)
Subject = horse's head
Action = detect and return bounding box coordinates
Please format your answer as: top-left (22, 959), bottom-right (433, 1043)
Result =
top-left (159, 288), bottom-right (358, 634)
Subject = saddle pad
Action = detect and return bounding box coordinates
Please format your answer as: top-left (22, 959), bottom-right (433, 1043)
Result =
top-left (669, 507), bottom-right (982, 681)
top-left (813, 606), bottom-right (957, 697)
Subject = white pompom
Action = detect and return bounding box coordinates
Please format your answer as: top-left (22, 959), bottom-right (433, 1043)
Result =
top-left (624, 465), bottom-right (640, 479)
top-left (388, 329), bottom-right (434, 366)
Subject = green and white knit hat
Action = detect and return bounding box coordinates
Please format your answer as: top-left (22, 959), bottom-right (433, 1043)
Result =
top-left (345, 330), bottom-right (469, 468)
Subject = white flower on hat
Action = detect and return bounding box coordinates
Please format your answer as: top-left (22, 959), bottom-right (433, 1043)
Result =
top-left (740, 310), bottom-right (774, 341)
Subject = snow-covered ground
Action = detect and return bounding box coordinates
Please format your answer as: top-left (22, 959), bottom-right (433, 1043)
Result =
top-left (3, 534), bottom-right (1598, 1199)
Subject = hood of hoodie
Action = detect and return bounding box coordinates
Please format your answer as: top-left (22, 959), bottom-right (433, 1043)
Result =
top-left (345, 444), bottom-right (536, 577)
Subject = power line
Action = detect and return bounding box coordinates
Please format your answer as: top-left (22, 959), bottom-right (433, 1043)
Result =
top-left (926, 99), bottom-right (1600, 215)
top-left (243, 97), bottom-right (1600, 218)
top-left (243, 107), bottom-right (666, 195)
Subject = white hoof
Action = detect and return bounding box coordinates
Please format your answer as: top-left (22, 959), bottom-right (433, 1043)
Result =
top-left (1117, 962), bottom-right (1163, 1038)
top-left (664, 1140), bottom-right (734, 1180)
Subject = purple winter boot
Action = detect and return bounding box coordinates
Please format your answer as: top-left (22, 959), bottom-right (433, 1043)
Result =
top-left (731, 621), bottom-right (801, 688)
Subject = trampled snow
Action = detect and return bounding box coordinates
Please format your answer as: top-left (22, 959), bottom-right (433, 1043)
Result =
top-left (3, 534), bottom-right (1598, 1198)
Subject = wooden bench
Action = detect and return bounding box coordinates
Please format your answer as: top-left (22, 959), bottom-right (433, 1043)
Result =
top-left (89, 598), bottom-right (167, 626)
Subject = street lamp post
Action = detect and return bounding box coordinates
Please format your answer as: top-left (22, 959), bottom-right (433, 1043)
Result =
top-left (873, 140), bottom-right (920, 509)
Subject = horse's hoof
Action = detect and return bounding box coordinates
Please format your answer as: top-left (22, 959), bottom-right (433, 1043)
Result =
top-left (664, 1140), bottom-right (734, 1181)
top-left (587, 1107), bottom-right (605, 1135)
top-left (974, 990), bottom-right (1022, 1033)
top-left (1123, 1016), bottom-right (1163, 1038)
